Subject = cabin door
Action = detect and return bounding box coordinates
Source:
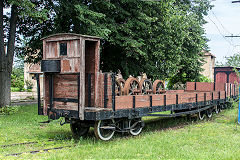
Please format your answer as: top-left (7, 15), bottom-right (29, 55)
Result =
top-left (85, 40), bottom-right (98, 107)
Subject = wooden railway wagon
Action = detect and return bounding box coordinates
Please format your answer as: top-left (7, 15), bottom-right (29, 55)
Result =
top-left (35, 33), bottom-right (239, 140)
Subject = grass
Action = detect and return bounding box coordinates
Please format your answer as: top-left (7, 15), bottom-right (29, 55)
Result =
top-left (0, 103), bottom-right (240, 159)
top-left (11, 87), bottom-right (32, 92)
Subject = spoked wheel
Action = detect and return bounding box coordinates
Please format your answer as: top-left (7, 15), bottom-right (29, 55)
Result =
top-left (198, 111), bottom-right (205, 120)
top-left (215, 105), bottom-right (221, 114)
top-left (70, 120), bottom-right (90, 138)
top-left (123, 77), bottom-right (140, 95)
top-left (153, 80), bottom-right (165, 94)
top-left (129, 118), bottom-right (143, 136)
top-left (115, 78), bottom-right (125, 96)
top-left (139, 78), bottom-right (153, 94)
top-left (94, 119), bottom-right (115, 141)
top-left (206, 108), bottom-right (213, 118)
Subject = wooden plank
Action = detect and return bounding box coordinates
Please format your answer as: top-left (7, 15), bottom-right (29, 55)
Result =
top-left (94, 40), bottom-right (100, 107)
top-left (79, 37), bottom-right (85, 120)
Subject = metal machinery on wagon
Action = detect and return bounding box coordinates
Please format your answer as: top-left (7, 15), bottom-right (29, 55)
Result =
top-left (35, 33), bottom-right (239, 141)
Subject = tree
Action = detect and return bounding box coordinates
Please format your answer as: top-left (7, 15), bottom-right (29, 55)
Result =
top-left (217, 53), bottom-right (240, 67)
top-left (20, 0), bottom-right (211, 90)
top-left (0, 0), bottom-right (47, 107)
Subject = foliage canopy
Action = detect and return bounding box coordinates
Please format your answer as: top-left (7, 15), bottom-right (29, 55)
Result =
top-left (20, 0), bottom-right (211, 85)
top-left (216, 53), bottom-right (240, 68)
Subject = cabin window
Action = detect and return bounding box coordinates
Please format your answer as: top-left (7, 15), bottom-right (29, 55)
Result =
top-left (60, 42), bottom-right (67, 56)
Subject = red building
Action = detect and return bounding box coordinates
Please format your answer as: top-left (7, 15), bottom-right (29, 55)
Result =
top-left (214, 66), bottom-right (240, 84)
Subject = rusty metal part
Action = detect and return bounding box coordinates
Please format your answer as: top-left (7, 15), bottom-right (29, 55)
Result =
top-left (152, 80), bottom-right (166, 94)
top-left (123, 77), bottom-right (140, 95)
top-left (115, 78), bottom-right (125, 96)
top-left (139, 78), bottom-right (153, 95)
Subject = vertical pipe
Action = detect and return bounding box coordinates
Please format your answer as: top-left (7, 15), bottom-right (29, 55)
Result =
top-left (225, 91), bottom-right (227, 100)
top-left (111, 74), bottom-right (116, 111)
top-left (204, 93), bottom-right (206, 106)
top-left (149, 96), bottom-right (152, 112)
top-left (49, 74), bottom-right (53, 111)
top-left (196, 94), bottom-right (198, 103)
top-left (133, 96), bottom-right (136, 109)
top-left (149, 95), bottom-right (152, 111)
top-left (36, 74), bottom-right (42, 115)
top-left (176, 94), bottom-right (178, 105)
top-left (164, 95), bottom-right (166, 106)
top-left (230, 84), bottom-right (232, 98)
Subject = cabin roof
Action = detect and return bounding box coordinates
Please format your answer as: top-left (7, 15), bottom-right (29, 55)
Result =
top-left (215, 66), bottom-right (240, 70)
top-left (41, 33), bottom-right (101, 41)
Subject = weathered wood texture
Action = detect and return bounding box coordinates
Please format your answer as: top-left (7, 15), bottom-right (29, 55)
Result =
top-left (96, 80), bottom-right (237, 110)
top-left (42, 34), bottom-right (101, 119)
top-left (186, 82), bottom-right (226, 91)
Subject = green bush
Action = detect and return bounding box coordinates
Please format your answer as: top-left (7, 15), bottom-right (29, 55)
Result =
top-left (0, 105), bottom-right (20, 115)
top-left (11, 68), bottom-right (25, 91)
top-left (196, 75), bottom-right (212, 82)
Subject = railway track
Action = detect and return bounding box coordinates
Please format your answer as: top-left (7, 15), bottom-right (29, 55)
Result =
top-left (5, 145), bottom-right (74, 156)
top-left (1, 139), bottom-right (75, 157)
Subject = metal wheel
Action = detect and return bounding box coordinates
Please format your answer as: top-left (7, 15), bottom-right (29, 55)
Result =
top-left (123, 77), bottom-right (140, 95)
top-left (139, 78), bottom-right (153, 95)
top-left (198, 111), bottom-right (205, 120)
top-left (206, 108), bottom-right (213, 118)
top-left (70, 121), bottom-right (90, 138)
top-left (94, 119), bottom-right (115, 141)
top-left (129, 118), bottom-right (143, 136)
top-left (153, 80), bottom-right (165, 94)
top-left (115, 78), bottom-right (125, 96)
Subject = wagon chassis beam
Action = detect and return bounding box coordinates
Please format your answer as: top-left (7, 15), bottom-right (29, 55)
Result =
top-left (147, 105), bottom-right (213, 117)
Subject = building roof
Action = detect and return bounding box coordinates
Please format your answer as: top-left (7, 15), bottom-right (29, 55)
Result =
top-left (41, 33), bottom-right (101, 40)
top-left (28, 63), bottom-right (42, 74)
top-left (215, 66), bottom-right (240, 70)
top-left (203, 51), bottom-right (216, 58)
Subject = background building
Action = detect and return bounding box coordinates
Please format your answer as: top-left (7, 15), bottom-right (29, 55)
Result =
top-left (201, 51), bottom-right (216, 81)
top-left (24, 63), bottom-right (43, 94)
top-left (214, 66), bottom-right (240, 84)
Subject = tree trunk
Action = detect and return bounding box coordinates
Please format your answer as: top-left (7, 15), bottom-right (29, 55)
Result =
top-left (0, 3), bottom-right (17, 107)
top-left (0, 71), bottom-right (11, 107)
